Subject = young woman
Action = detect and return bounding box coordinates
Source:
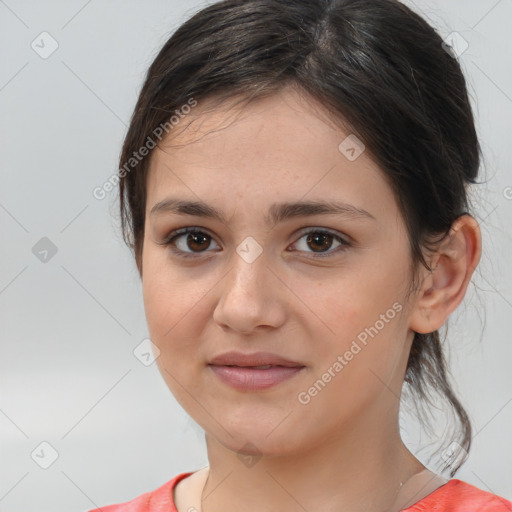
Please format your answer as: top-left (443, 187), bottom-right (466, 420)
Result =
top-left (91, 0), bottom-right (511, 510)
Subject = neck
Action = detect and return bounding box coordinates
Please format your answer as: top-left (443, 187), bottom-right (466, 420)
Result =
top-left (200, 402), bottom-right (426, 512)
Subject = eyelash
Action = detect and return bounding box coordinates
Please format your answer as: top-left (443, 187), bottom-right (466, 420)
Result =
top-left (161, 227), bottom-right (351, 259)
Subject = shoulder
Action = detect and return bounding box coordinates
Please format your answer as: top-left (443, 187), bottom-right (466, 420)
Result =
top-left (88, 472), bottom-right (194, 512)
top-left (406, 479), bottom-right (512, 512)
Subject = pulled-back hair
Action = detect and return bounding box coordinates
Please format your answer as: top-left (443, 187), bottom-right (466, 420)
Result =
top-left (118, 0), bottom-right (481, 475)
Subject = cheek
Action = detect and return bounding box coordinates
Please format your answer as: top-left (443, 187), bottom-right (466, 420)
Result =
top-left (142, 256), bottom-right (195, 353)
top-left (301, 272), bottom-right (407, 375)
top-left (142, 246), bottom-right (188, 324)
top-left (142, 267), bottom-right (206, 405)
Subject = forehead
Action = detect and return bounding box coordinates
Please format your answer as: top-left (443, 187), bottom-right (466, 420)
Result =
top-left (152, 87), bottom-right (348, 161)
top-left (145, 87), bottom-right (399, 226)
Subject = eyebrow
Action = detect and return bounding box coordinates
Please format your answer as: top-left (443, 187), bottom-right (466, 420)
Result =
top-left (150, 197), bottom-right (376, 227)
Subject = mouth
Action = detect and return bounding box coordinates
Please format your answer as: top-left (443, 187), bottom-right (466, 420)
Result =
top-left (217, 364), bottom-right (296, 369)
top-left (208, 351), bottom-right (304, 368)
top-left (207, 363), bottom-right (306, 391)
top-left (207, 351), bottom-right (305, 390)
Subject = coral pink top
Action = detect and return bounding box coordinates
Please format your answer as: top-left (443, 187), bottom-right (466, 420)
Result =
top-left (90, 472), bottom-right (512, 512)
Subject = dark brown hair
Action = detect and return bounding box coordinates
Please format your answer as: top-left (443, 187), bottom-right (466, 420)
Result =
top-left (117, 0), bottom-right (481, 475)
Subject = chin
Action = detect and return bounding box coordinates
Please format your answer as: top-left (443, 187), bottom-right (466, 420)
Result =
top-left (211, 425), bottom-right (308, 460)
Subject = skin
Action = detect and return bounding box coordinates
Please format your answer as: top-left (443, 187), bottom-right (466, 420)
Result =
top-left (141, 86), bottom-right (481, 512)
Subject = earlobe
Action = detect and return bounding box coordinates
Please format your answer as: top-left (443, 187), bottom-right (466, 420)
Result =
top-left (409, 215), bottom-right (481, 335)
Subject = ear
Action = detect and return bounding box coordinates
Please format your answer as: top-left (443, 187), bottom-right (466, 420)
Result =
top-left (409, 215), bottom-right (482, 334)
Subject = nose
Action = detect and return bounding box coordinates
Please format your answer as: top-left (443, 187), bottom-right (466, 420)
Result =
top-left (212, 249), bottom-right (286, 334)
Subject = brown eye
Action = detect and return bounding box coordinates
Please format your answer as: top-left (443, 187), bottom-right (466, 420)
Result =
top-left (163, 227), bottom-right (350, 260)
top-left (185, 232), bottom-right (211, 252)
top-left (290, 229), bottom-right (350, 257)
top-left (163, 228), bottom-right (220, 258)
top-left (306, 232), bottom-right (335, 252)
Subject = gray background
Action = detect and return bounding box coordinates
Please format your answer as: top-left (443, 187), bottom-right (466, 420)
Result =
top-left (1, 1), bottom-right (511, 511)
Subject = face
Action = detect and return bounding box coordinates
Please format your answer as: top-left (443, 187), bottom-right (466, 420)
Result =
top-left (142, 87), bottom-right (418, 456)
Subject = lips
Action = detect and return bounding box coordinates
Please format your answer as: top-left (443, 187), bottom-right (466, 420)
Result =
top-left (208, 350), bottom-right (304, 368)
top-left (208, 363), bottom-right (305, 391)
